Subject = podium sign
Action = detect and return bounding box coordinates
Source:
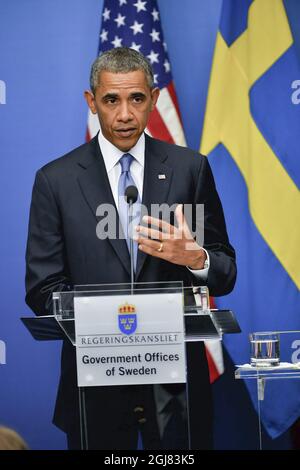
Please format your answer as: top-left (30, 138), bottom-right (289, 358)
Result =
top-left (74, 292), bottom-right (186, 387)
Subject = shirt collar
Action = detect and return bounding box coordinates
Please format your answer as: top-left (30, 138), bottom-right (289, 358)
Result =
top-left (98, 128), bottom-right (145, 171)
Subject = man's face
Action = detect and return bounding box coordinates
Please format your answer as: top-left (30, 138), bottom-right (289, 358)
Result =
top-left (85, 70), bottom-right (159, 152)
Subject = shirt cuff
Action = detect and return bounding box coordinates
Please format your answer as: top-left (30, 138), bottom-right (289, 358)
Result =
top-left (186, 249), bottom-right (210, 281)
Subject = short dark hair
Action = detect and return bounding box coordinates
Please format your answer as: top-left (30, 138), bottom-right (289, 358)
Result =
top-left (90, 47), bottom-right (154, 93)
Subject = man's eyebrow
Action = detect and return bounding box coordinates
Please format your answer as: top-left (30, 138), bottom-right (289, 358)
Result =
top-left (102, 93), bottom-right (119, 100)
top-left (101, 91), bottom-right (147, 100)
top-left (130, 92), bottom-right (146, 97)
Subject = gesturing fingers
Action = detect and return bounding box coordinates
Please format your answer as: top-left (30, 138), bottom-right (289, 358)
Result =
top-left (141, 215), bottom-right (175, 236)
top-left (135, 225), bottom-right (165, 241)
top-left (175, 204), bottom-right (194, 239)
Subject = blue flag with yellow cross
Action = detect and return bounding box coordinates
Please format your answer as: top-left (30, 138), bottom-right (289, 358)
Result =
top-left (201, 0), bottom-right (300, 439)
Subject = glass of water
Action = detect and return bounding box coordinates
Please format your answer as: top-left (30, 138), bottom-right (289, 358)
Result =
top-left (250, 332), bottom-right (280, 367)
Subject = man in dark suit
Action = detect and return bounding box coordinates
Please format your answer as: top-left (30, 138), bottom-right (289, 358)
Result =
top-left (25, 47), bottom-right (236, 450)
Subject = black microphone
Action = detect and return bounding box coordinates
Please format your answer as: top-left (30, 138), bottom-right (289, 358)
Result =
top-left (124, 185), bottom-right (138, 288)
top-left (125, 185), bottom-right (138, 204)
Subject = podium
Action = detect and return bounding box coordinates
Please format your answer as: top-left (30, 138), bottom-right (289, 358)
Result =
top-left (22, 282), bottom-right (240, 450)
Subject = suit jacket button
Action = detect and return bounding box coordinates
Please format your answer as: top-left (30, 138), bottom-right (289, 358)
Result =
top-left (133, 406), bottom-right (144, 413)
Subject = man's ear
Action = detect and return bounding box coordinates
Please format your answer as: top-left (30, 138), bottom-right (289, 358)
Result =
top-left (84, 90), bottom-right (97, 114)
top-left (150, 87), bottom-right (160, 110)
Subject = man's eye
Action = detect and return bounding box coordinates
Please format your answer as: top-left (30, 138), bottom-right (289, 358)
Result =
top-left (104, 97), bottom-right (117, 104)
top-left (133, 96), bottom-right (143, 103)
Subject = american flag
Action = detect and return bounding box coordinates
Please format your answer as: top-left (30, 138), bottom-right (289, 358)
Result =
top-left (87, 0), bottom-right (185, 145)
top-left (86, 0), bottom-right (223, 383)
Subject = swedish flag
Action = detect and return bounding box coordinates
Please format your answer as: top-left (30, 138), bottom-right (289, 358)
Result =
top-left (201, 0), bottom-right (300, 439)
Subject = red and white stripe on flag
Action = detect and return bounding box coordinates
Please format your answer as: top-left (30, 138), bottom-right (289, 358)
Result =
top-left (86, 0), bottom-right (223, 383)
top-left (205, 340), bottom-right (224, 383)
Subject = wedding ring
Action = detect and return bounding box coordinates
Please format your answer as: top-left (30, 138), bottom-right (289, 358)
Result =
top-left (157, 242), bottom-right (164, 253)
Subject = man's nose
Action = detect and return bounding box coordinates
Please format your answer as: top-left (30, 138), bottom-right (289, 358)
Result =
top-left (117, 102), bottom-right (132, 121)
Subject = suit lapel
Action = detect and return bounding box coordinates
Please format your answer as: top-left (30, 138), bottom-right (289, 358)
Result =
top-left (77, 137), bottom-right (131, 276)
top-left (136, 135), bottom-right (173, 279)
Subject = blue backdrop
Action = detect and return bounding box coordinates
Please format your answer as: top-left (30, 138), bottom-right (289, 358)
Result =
top-left (0, 0), bottom-right (299, 450)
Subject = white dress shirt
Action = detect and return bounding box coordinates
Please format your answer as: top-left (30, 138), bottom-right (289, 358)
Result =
top-left (98, 129), bottom-right (144, 208)
top-left (97, 130), bottom-right (209, 280)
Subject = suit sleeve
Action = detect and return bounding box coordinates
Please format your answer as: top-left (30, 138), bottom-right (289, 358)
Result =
top-left (192, 155), bottom-right (237, 296)
top-left (25, 169), bottom-right (72, 316)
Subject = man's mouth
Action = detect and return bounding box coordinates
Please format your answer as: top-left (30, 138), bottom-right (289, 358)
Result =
top-left (114, 128), bottom-right (136, 138)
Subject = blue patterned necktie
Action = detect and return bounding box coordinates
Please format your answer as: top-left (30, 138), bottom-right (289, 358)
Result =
top-left (118, 153), bottom-right (140, 269)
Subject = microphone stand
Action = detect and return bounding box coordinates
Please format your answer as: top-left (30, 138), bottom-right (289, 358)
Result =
top-left (128, 201), bottom-right (135, 295)
top-left (125, 185), bottom-right (138, 296)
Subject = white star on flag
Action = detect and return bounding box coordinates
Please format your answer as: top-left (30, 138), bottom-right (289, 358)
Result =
top-left (150, 28), bottom-right (160, 42)
top-left (100, 29), bottom-right (108, 42)
top-left (163, 59), bottom-right (170, 73)
top-left (147, 50), bottom-right (159, 64)
top-left (111, 35), bottom-right (123, 47)
top-left (151, 8), bottom-right (159, 21)
top-left (102, 7), bottom-right (110, 21)
top-left (134, 0), bottom-right (147, 13)
top-left (119, 0), bottom-right (127, 5)
top-left (130, 42), bottom-right (142, 52)
top-left (114, 13), bottom-right (126, 27)
top-left (130, 20), bottom-right (144, 35)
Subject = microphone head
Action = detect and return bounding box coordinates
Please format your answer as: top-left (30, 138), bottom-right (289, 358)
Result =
top-left (125, 185), bottom-right (138, 204)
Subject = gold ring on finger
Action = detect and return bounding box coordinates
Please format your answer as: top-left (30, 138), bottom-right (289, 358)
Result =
top-left (157, 242), bottom-right (164, 253)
